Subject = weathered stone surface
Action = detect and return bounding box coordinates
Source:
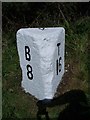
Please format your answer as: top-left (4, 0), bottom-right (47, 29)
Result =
top-left (17, 27), bottom-right (65, 100)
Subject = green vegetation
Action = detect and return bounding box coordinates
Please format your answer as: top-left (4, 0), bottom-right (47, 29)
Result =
top-left (2, 2), bottom-right (90, 119)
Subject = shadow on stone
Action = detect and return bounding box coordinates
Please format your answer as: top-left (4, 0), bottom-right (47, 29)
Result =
top-left (37, 89), bottom-right (90, 120)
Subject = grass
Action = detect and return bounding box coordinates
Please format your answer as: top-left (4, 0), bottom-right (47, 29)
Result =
top-left (2, 16), bottom-right (90, 119)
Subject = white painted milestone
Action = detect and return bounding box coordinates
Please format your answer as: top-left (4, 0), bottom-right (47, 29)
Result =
top-left (16, 27), bottom-right (65, 100)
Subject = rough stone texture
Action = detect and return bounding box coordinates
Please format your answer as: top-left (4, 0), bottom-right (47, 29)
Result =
top-left (17, 27), bottom-right (65, 100)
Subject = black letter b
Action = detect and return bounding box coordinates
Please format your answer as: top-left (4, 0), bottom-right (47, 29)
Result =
top-left (25, 46), bottom-right (31, 61)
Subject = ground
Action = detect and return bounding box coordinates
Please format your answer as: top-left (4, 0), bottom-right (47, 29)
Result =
top-left (2, 17), bottom-right (90, 119)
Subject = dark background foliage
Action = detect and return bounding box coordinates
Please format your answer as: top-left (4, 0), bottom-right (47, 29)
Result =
top-left (2, 2), bottom-right (90, 119)
top-left (2, 2), bottom-right (90, 31)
